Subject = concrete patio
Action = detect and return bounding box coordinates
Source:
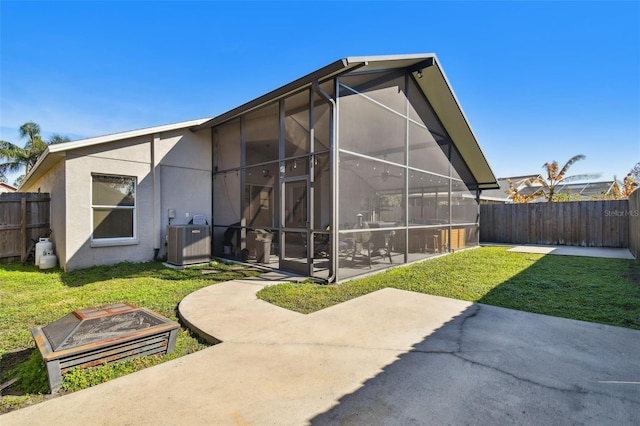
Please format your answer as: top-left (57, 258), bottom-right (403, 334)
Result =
top-left (2, 270), bottom-right (639, 425)
top-left (506, 244), bottom-right (635, 259)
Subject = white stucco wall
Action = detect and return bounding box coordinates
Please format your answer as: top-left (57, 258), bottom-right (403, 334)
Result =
top-left (59, 128), bottom-right (211, 271)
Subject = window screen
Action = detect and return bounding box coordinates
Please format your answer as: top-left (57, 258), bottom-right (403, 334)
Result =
top-left (92, 174), bottom-right (136, 239)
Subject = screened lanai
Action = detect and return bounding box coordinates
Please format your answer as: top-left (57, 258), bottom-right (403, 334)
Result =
top-left (194, 54), bottom-right (498, 282)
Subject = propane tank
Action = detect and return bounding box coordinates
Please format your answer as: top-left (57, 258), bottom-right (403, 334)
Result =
top-left (35, 238), bottom-right (53, 266)
top-left (39, 249), bottom-right (57, 270)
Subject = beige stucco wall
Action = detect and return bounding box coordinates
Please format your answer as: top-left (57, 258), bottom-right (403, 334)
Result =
top-left (156, 128), bottom-right (212, 258)
top-left (0, 184), bottom-right (17, 193)
top-left (61, 128), bottom-right (211, 271)
top-left (21, 160), bottom-right (67, 269)
top-left (64, 137), bottom-right (153, 270)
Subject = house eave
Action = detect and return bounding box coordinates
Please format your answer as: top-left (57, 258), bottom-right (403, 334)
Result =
top-left (191, 59), bottom-right (357, 131)
top-left (191, 53), bottom-right (498, 190)
top-left (20, 118), bottom-right (211, 190)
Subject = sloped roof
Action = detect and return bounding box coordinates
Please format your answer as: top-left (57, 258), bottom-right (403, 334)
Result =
top-left (517, 181), bottom-right (615, 199)
top-left (20, 118), bottom-right (210, 189)
top-left (193, 54), bottom-right (498, 190)
top-left (0, 182), bottom-right (17, 192)
top-left (20, 54), bottom-right (499, 191)
top-left (554, 181), bottom-right (615, 198)
top-left (480, 175), bottom-right (542, 201)
top-left (479, 179), bottom-right (512, 202)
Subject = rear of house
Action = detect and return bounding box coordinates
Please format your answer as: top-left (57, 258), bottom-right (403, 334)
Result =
top-left (20, 54), bottom-right (499, 280)
top-left (21, 120), bottom-right (212, 271)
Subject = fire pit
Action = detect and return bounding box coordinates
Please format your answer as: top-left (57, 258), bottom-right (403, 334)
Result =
top-left (31, 303), bottom-right (179, 392)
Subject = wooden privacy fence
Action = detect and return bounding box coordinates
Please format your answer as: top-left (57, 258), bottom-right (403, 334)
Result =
top-left (0, 192), bottom-right (51, 263)
top-left (480, 200), bottom-right (629, 248)
top-left (629, 190), bottom-right (640, 258)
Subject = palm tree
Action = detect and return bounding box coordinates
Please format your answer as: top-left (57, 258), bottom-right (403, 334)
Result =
top-left (0, 121), bottom-right (70, 185)
top-left (525, 155), bottom-right (598, 202)
top-left (0, 139), bottom-right (33, 176)
top-left (48, 134), bottom-right (71, 145)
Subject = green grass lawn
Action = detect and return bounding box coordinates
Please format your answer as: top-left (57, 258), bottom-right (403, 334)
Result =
top-left (2, 247), bottom-right (638, 414)
top-left (0, 260), bottom-right (261, 413)
top-left (258, 246), bottom-right (640, 330)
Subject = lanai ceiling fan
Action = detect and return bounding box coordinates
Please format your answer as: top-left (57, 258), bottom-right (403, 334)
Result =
top-left (374, 163), bottom-right (402, 182)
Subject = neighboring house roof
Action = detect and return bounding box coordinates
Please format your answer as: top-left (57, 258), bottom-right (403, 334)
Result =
top-left (517, 181), bottom-right (606, 199)
top-left (481, 175), bottom-right (617, 203)
top-left (480, 175), bottom-right (541, 202)
top-left (502, 174), bottom-right (542, 184)
top-left (540, 180), bottom-right (616, 200)
top-left (20, 118), bottom-right (210, 189)
top-left (479, 179), bottom-right (513, 202)
top-left (193, 54), bottom-right (499, 190)
top-left (0, 182), bottom-right (17, 193)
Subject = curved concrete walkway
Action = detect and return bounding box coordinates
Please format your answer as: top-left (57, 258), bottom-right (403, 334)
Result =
top-left (177, 272), bottom-right (304, 343)
top-left (3, 272), bottom-right (640, 425)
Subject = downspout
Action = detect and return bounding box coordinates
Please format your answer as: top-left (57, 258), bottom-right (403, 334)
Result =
top-left (211, 128), bottom-right (216, 258)
top-left (476, 188), bottom-right (481, 245)
top-left (307, 89), bottom-right (315, 276)
top-left (404, 72), bottom-right (410, 264)
top-left (152, 134), bottom-right (161, 260)
top-left (448, 146), bottom-right (452, 252)
top-left (313, 79), bottom-right (337, 283)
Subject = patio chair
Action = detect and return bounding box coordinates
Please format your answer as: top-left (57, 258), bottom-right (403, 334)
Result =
top-left (369, 230), bottom-right (394, 264)
top-left (351, 227), bottom-right (372, 268)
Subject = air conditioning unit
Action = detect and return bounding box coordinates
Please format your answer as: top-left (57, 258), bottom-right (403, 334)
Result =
top-left (167, 225), bottom-right (211, 266)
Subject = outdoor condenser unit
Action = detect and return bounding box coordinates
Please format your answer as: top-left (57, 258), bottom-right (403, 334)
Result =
top-left (167, 225), bottom-right (211, 266)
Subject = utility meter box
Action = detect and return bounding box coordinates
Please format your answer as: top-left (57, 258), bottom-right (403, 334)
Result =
top-left (167, 225), bottom-right (211, 266)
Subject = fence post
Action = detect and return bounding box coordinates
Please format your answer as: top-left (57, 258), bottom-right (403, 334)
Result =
top-left (20, 196), bottom-right (27, 261)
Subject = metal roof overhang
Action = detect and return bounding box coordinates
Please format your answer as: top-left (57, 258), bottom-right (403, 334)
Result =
top-left (191, 58), bottom-right (358, 130)
top-left (195, 53), bottom-right (499, 189)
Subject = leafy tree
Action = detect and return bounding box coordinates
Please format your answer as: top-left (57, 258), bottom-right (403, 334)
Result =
top-left (525, 155), bottom-right (598, 202)
top-left (0, 122), bottom-right (70, 187)
top-left (553, 190), bottom-right (582, 202)
top-left (629, 162), bottom-right (640, 182)
top-left (13, 175), bottom-right (25, 188)
top-left (612, 171), bottom-right (639, 200)
top-left (505, 178), bottom-right (539, 203)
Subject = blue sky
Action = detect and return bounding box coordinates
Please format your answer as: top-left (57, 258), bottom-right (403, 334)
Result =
top-left (1, 1), bottom-right (639, 187)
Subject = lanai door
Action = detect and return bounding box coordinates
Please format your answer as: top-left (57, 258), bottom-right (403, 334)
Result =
top-left (280, 177), bottom-right (310, 275)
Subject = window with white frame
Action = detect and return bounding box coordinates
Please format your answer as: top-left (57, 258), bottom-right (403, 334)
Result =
top-left (92, 174), bottom-right (136, 240)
